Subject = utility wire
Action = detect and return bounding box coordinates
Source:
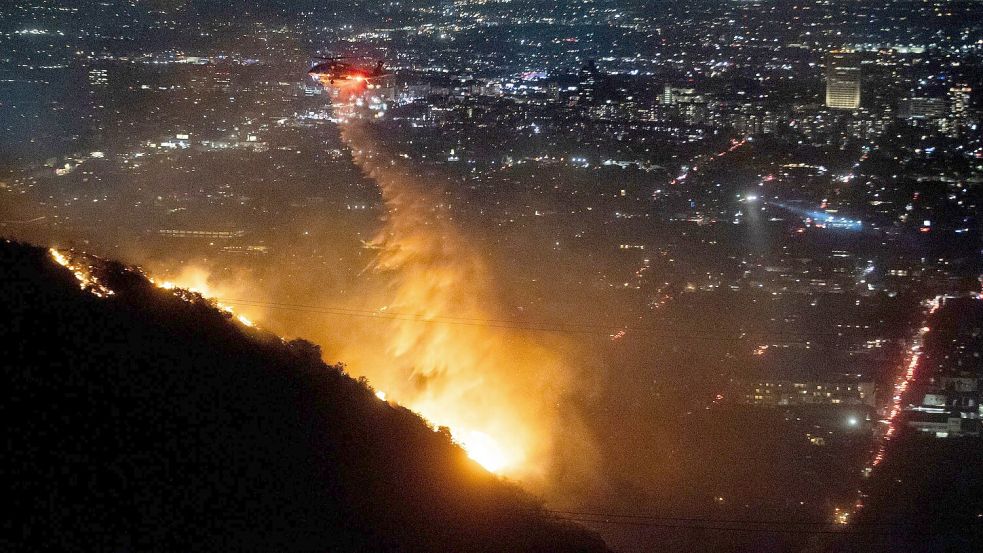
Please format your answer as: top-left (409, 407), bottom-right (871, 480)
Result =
top-left (538, 509), bottom-right (982, 535)
top-left (538, 509), bottom-right (982, 528)
top-left (548, 516), bottom-right (891, 535)
top-left (545, 514), bottom-right (976, 536)
top-left (216, 297), bottom-right (859, 341)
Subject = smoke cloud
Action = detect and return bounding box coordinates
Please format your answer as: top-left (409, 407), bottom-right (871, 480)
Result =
top-left (321, 107), bottom-right (599, 496)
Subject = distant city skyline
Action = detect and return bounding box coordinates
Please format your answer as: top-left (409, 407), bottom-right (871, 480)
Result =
top-left (1, 1), bottom-right (981, 552)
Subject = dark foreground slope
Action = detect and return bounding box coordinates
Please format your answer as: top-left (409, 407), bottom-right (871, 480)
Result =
top-left (0, 240), bottom-right (608, 553)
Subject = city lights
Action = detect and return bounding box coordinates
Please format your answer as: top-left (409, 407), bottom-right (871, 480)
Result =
top-left (8, 2), bottom-right (983, 550)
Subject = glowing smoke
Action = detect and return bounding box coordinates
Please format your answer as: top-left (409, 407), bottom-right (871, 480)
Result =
top-left (329, 108), bottom-right (596, 486)
top-left (145, 264), bottom-right (267, 329)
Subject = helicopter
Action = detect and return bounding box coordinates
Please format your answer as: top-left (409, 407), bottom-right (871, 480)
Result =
top-left (307, 56), bottom-right (388, 89)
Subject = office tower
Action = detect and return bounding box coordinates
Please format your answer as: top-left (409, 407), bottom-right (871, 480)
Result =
top-left (948, 84), bottom-right (972, 134)
top-left (826, 51), bottom-right (861, 110)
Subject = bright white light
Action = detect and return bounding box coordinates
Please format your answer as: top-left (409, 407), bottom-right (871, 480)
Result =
top-left (460, 430), bottom-right (508, 473)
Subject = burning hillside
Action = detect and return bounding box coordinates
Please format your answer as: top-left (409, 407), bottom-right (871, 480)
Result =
top-left (1, 239), bottom-right (609, 553)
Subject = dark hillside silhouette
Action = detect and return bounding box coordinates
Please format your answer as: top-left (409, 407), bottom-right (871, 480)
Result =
top-left (0, 240), bottom-right (608, 553)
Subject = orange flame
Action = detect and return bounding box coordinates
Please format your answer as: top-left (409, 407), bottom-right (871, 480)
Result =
top-left (328, 112), bottom-right (593, 481)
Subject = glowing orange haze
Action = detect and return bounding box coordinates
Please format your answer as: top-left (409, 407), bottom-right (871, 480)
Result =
top-left (153, 104), bottom-right (597, 490)
top-left (330, 116), bottom-right (591, 483)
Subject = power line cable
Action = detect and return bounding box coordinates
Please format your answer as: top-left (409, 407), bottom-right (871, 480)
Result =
top-left (215, 297), bottom-right (864, 341)
top-left (548, 516), bottom-right (891, 536)
top-left (539, 510), bottom-right (961, 528)
top-left (537, 508), bottom-right (983, 536)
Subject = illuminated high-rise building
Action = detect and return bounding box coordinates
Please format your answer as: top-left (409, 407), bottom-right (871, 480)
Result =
top-left (213, 67), bottom-right (232, 92)
top-left (948, 84), bottom-right (972, 134)
top-left (949, 85), bottom-right (971, 118)
top-left (825, 51), bottom-right (861, 110)
top-left (577, 60), bottom-right (599, 104)
top-left (900, 97), bottom-right (945, 121)
top-left (87, 68), bottom-right (108, 87)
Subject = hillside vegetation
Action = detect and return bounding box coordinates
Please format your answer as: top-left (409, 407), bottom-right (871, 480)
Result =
top-left (1, 240), bottom-right (608, 553)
